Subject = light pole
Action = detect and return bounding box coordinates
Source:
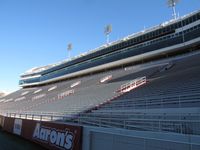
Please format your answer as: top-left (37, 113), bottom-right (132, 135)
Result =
top-left (167, 0), bottom-right (180, 20)
top-left (67, 43), bottom-right (72, 59)
top-left (104, 24), bottom-right (112, 44)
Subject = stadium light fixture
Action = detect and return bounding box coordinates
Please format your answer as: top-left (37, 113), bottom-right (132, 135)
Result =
top-left (104, 24), bottom-right (112, 44)
top-left (67, 43), bottom-right (72, 59)
top-left (167, 0), bottom-right (180, 19)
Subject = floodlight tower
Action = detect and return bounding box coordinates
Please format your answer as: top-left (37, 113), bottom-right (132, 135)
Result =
top-left (167, 0), bottom-right (180, 19)
top-left (67, 43), bottom-right (72, 59)
top-left (104, 24), bottom-right (112, 44)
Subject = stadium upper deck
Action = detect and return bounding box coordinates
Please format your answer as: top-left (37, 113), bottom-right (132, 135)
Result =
top-left (19, 10), bottom-right (200, 87)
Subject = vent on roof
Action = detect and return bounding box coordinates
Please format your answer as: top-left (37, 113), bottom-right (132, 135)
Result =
top-left (21, 91), bottom-right (29, 96)
top-left (34, 89), bottom-right (42, 94)
top-left (48, 86), bottom-right (57, 91)
top-left (70, 81), bottom-right (81, 88)
top-left (100, 75), bottom-right (112, 83)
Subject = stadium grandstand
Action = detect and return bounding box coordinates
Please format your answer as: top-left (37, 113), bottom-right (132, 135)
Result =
top-left (0, 9), bottom-right (200, 150)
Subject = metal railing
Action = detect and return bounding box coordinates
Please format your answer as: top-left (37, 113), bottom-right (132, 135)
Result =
top-left (1, 111), bottom-right (200, 135)
top-left (117, 76), bottom-right (146, 93)
top-left (76, 115), bottom-right (200, 135)
top-left (100, 93), bottom-right (200, 110)
top-left (1, 111), bottom-right (72, 122)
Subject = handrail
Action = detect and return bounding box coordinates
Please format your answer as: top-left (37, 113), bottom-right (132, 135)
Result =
top-left (76, 115), bottom-right (200, 135)
top-left (117, 76), bottom-right (146, 93)
top-left (2, 111), bottom-right (200, 122)
top-left (100, 93), bottom-right (200, 109)
top-left (1, 110), bottom-right (200, 135)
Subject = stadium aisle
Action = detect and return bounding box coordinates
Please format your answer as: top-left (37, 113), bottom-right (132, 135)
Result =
top-left (0, 130), bottom-right (46, 150)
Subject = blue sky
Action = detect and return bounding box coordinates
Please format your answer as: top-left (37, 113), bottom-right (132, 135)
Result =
top-left (0, 0), bottom-right (199, 93)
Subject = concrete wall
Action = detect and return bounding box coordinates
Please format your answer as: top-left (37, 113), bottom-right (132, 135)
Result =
top-left (82, 126), bottom-right (200, 150)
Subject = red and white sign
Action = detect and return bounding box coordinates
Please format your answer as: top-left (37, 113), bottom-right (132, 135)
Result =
top-left (3, 117), bottom-right (82, 150)
top-left (33, 123), bottom-right (75, 149)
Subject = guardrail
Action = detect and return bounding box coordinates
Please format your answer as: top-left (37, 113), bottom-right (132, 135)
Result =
top-left (1, 111), bottom-right (200, 135)
top-left (76, 115), bottom-right (200, 135)
top-left (0, 111), bottom-right (72, 122)
top-left (100, 93), bottom-right (200, 110)
top-left (116, 76), bottom-right (146, 93)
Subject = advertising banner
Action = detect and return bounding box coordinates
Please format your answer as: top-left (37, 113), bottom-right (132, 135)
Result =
top-left (2, 117), bottom-right (82, 150)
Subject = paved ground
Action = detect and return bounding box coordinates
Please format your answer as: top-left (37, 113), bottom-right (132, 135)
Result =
top-left (0, 129), bottom-right (46, 150)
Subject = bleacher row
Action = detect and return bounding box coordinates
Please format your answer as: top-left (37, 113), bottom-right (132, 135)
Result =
top-left (76, 52), bottom-right (200, 135)
top-left (0, 60), bottom-right (161, 114)
top-left (0, 51), bottom-right (200, 136)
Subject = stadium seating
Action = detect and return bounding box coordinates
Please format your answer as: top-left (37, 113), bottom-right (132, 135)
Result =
top-left (0, 51), bottom-right (200, 136)
top-left (76, 52), bottom-right (200, 135)
top-left (0, 61), bottom-right (161, 114)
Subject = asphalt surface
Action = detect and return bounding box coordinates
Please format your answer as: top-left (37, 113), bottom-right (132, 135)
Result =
top-left (0, 129), bottom-right (46, 150)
